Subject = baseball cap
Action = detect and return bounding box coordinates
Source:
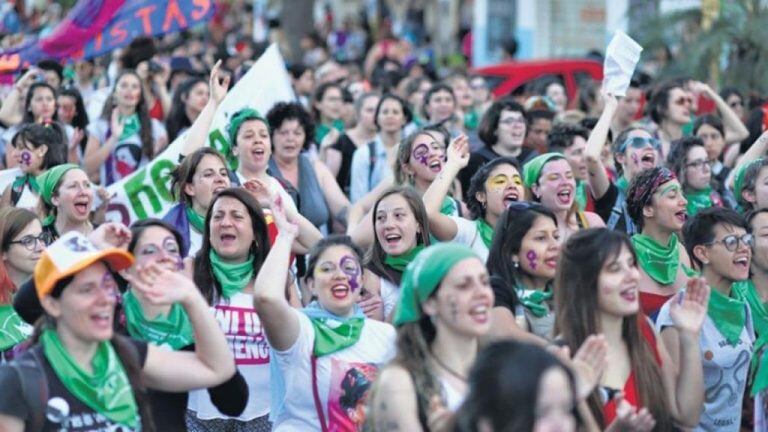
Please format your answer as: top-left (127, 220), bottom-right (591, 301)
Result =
top-left (34, 231), bottom-right (133, 300)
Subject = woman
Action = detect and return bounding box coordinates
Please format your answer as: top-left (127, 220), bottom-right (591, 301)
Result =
top-left (625, 167), bottom-right (693, 320)
top-left (543, 80), bottom-right (567, 113)
top-left (365, 187), bottom-right (431, 320)
top-left (121, 219), bottom-right (248, 430)
top-left (266, 102), bottom-right (350, 233)
top-left (422, 84), bottom-right (460, 132)
top-left (166, 77), bottom-right (209, 143)
top-left (454, 341), bottom-right (580, 432)
top-left (186, 188), bottom-right (276, 430)
top-left (313, 82), bottom-right (345, 144)
top-left (557, 228), bottom-right (707, 430)
top-left (369, 243), bottom-right (493, 430)
top-left (666, 136), bottom-right (724, 216)
top-left (84, 70), bottom-right (168, 185)
top-left (648, 81), bottom-right (693, 159)
top-left (349, 93), bottom-right (411, 202)
top-left (0, 230), bottom-right (235, 431)
top-left (423, 137), bottom-right (523, 261)
top-left (0, 208), bottom-right (40, 361)
top-left (659, 207), bottom-right (755, 431)
top-left (1, 82), bottom-right (64, 168)
top-left (56, 87), bottom-right (89, 163)
top-left (522, 153), bottom-right (604, 241)
top-left (37, 164), bottom-right (95, 242)
top-left (1, 122), bottom-right (67, 209)
top-left (487, 203), bottom-right (560, 341)
top-left (255, 215), bottom-right (395, 430)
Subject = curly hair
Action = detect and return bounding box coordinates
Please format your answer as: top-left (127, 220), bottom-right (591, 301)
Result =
top-left (266, 101), bottom-right (315, 149)
top-left (546, 123), bottom-right (588, 152)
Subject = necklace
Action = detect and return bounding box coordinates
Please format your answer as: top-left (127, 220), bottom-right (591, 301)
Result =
top-left (429, 350), bottom-right (467, 381)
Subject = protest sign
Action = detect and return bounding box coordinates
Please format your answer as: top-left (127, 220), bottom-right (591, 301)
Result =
top-left (603, 31), bottom-right (643, 97)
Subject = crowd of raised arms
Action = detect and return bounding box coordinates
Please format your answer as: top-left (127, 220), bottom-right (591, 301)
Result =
top-left (1, 26), bottom-right (768, 432)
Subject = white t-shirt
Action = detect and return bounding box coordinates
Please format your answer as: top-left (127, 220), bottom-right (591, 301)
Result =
top-left (439, 377), bottom-right (464, 411)
top-left (87, 118), bottom-right (166, 185)
top-left (188, 228), bottom-right (202, 259)
top-left (451, 216), bottom-right (489, 262)
top-left (271, 309), bottom-right (396, 431)
top-left (15, 182), bottom-right (38, 211)
top-left (188, 291), bottom-right (271, 421)
top-left (380, 278), bottom-right (400, 319)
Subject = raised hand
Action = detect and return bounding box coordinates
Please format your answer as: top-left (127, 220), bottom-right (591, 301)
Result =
top-left (69, 127), bottom-right (84, 150)
top-left (243, 178), bottom-right (273, 209)
top-left (209, 60), bottom-right (230, 106)
top-left (606, 393), bottom-right (656, 432)
top-left (571, 334), bottom-right (608, 399)
top-left (110, 109), bottom-right (125, 140)
top-left (125, 262), bottom-right (198, 306)
top-left (270, 194), bottom-right (299, 238)
top-left (88, 221), bottom-right (131, 250)
top-left (445, 134), bottom-right (470, 171)
top-left (357, 289), bottom-right (384, 320)
top-left (670, 277), bottom-right (710, 335)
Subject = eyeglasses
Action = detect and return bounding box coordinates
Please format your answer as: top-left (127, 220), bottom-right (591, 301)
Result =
top-left (8, 233), bottom-right (50, 251)
top-left (685, 159), bottom-right (712, 171)
top-left (617, 136), bottom-right (662, 153)
top-left (673, 96), bottom-right (694, 106)
top-left (499, 117), bottom-right (526, 126)
top-left (706, 233), bottom-right (754, 251)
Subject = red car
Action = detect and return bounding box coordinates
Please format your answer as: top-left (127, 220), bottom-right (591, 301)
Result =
top-left (471, 59), bottom-right (604, 107)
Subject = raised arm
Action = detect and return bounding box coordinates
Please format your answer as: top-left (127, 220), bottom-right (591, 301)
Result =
top-left (727, 129), bottom-right (768, 189)
top-left (180, 60), bottom-right (230, 157)
top-left (695, 82), bottom-right (749, 145)
top-left (0, 69), bottom-right (37, 127)
top-left (584, 94), bottom-right (618, 199)
top-left (83, 110), bottom-right (124, 182)
top-left (422, 135), bottom-right (470, 241)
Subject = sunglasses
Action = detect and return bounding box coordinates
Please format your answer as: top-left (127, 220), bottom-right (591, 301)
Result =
top-left (706, 233), bottom-right (754, 252)
top-left (617, 136), bottom-right (662, 153)
top-left (673, 96), bottom-right (694, 106)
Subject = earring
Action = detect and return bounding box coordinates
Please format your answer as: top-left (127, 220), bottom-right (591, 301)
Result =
top-left (513, 260), bottom-right (520, 269)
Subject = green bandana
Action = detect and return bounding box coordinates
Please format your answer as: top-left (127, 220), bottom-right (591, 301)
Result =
top-left (185, 206), bottom-right (206, 233)
top-left (227, 108), bottom-right (269, 171)
top-left (40, 329), bottom-right (138, 428)
top-left (708, 286), bottom-right (746, 347)
top-left (518, 287), bottom-right (553, 318)
top-left (575, 180), bottom-right (588, 211)
top-left (37, 163), bottom-right (78, 206)
top-left (384, 245), bottom-right (426, 272)
top-left (11, 174), bottom-right (39, 195)
top-left (394, 243), bottom-right (478, 326)
top-left (209, 250), bottom-right (254, 298)
top-left (733, 158), bottom-right (761, 202)
top-left (731, 280), bottom-right (768, 394)
top-left (464, 109), bottom-right (480, 131)
top-left (309, 317), bottom-right (365, 357)
top-left (476, 219), bottom-right (494, 249)
top-left (523, 153), bottom-right (564, 189)
top-left (118, 114), bottom-right (140, 141)
top-left (616, 176), bottom-right (629, 194)
top-left (631, 233), bottom-right (680, 286)
top-left (123, 291), bottom-right (194, 350)
top-left (315, 119), bottom-right (344, 144)
top-left (685, 187), bottom-right (713, 217)
top-left (440, 196), bottom-right (458, 216)
top-left (0, 304), bottom-right (32, 351)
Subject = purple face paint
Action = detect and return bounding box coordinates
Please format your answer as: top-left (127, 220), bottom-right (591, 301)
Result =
top-left (526, 250), bottom-right (538, 270)
top-left (339, 255), bottom-right (362, 292)
top-left (20, 151), bottom-right (32, 166)
top-left (100, 270), bottom-right (118, 299)
top-left (630, 153), bottom-right (640, 166)
top-left (412, 143), bottom-right (430, 166)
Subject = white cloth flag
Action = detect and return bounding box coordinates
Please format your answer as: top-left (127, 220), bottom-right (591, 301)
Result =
top-left (603, 31), bottom-right (643, 97)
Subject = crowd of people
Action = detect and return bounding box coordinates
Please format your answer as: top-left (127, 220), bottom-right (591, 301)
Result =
top-left (0, 4), bottom-right (766, 431)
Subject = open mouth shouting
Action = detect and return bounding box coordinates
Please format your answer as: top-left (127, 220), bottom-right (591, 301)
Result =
top-left (384, 233), bottom-right (402, 249)
top-left (427, 159), bottom-right (442, 173)
top-left (502, 190), bottom-right (520, 207)
top-left (734, 255), bottom-right (750, 273)
top-left (73, 197), bottom-right (91, 217)
top-left (331, 282), bottom-right (350, 299)
top-left (640, 151), bottom-right (656, 169)
top-left (619, 285), bottom-right (637, 302)
top-left (468, 303), bottom-right (490, 324)
top-left (219, 232), bottom-right (237, 247)
top-left (555, 188), bottom-right (573, 206)
top-left (91, 311), bottom-right (113, 330)
top-left (674, 210), bottom-right (687, 224)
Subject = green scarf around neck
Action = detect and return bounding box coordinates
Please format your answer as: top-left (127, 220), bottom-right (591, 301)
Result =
top-left (732, 280), bottom-right (768, 394)
top-left (631, 233), bottom-right (680, 285)
top-left (209, 250), bottom-right (254, 298)
top-left (685, 187), bottom-right (713, 217)
top-left (185, 205), bottom-right (206, 233)
top-left (517, 287), bottom-right (552, 318)
top-left (303, 302), bottom-right (366, 357)
top-left (384, 245), bottom-right (425, 272)
top-left (476, 218), bottom-right (494, 249)
top-left (40, 329), bottom-right (138, 428)
top-left (119, 113), bottom-right (140, 141)
top-left (11, 173), bottom-right (39, 195)
top-left (616, 176), bottom-right (629, 194)
top-left (575, 180), bottom-right (588, 211)
top-left (440, 196), bottom-right (458, 216)
top-left (123, 291), bottom-right (194, 350)
top-left (708, 286), bottom-right (747, 347)
top-left (0, 304), bottom-right (32, 351)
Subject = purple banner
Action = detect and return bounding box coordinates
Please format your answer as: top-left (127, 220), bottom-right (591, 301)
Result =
top-left (0, 0), bottom-right (214, 72)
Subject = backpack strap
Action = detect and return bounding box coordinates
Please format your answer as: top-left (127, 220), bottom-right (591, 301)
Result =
top-left (367, 140), bottom-right (377, 191)
top-left (10, 346), bottom-right (48, 432)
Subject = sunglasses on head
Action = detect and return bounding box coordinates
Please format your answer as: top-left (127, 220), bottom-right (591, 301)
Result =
top-left (617, 136), bottom-right (661, 153)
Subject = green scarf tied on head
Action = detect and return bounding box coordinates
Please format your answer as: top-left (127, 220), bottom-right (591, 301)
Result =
top-left (394, 243), bottom-right (478, 326)
top-left (616, 176), bottom-right (630, 194)
top-left (733, 158), bottom-right (762, 203)
top-left (227, 108), bottom-right (269, 171)
top-left (522, 153), bottom-right (564, 189)
top-left (118, 114), bottom-right (140, 141)
top-left (11, 174), bottom-right (39, 195)
top-left (476, 219), bottom-right (494, 248)
top-left (123, 291), bottom-right (194, 350)
top-left (185, 206), bottom-right (206, 234)
top-left (37, 163), bottom-right (79, 206)
top-left (0, 304), bottom-right (32, 351)
top-left (40, 329), bottom-right (138, 428)
top-left (209, 250), bottom-right (254, 298)
top-left (518, 287), bottom-right (553, 318)
top-left (631, 233), bottom-right (680, 286)
top-left (708, 286), bottom-right (747, 347)
top-left (685, 187), bottom-right (713, 217)
top-left (384, 245), bottom-right (425, 272)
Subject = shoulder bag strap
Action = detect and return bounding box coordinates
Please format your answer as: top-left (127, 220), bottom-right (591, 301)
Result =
top-left (311, 354), bottom-right (329, 432)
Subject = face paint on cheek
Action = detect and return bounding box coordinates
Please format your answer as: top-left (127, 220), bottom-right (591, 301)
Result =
top-left (100, 271), bottom-right (117, 300)
top-left (526, 250), bottom-right (538, 270)
top-left (412, 144), bottom-right (430, 166)
top-left (447, 294), bottom-right (459, 322)
top-left (20, 151), bottom-right (32, 166)
top-left (631, 153), bottom-right (639, 166)
top-left (339, 255), bottom-right (362, 292)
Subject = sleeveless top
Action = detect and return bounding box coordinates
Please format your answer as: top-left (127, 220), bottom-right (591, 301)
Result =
top-left (269, 154), bottom-right (330, 229)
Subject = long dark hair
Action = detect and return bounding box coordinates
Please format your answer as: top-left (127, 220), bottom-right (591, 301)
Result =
top-left (193, 188), bottom-right (270, 304)
top-left (58, 87), bottom-right (89, 152)
top-left (555, 228), bottom-right (673, 430)
top-left (14, 122), bottom-right (67, 170)
top-left (23, 82), bottom-right (58, 124)
top-left (466, 156), bottom-right (520, 219)
top-left (100, 70), bottom-right (155, 161)
top-left (169, 147), bottom-right (229, 205)
top-left (166, 77), bottom-right (207, 142)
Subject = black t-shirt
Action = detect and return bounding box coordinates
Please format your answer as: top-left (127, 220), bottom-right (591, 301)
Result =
top-left (594, 182), bottom-right (634, 235)
top-left (491, 275), bottom-right (519, 312)
top-left (0, 339), bottom-right (148, 431)
top-left (331, 133), bottom-right (357, 196)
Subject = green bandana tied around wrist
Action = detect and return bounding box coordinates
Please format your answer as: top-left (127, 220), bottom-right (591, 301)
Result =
top-left (185, 206), bottom-right (206, 233)
top-left (523, 153), bottom-right (564, 189)
top-left (303, 301), bottom-right (365, 357)
top-left (685, 187), bottom-right (713, 217)
top-left (476, 218), bottom-right (494, 248)
top-left (12, 174), bottom-right (39, 195)
top-left (0, 304), bottom-right (32, 351)
top-left (40, 329), bottom-right (138, 428)
top-left (37, 163), bottom-right (79, 206)
top-left (631, 233), bottom-right (680, 286)
top-left (123, 291), bottom-right (194, 350)
top-left (517, 287), bottom-right (552, 318)
top-left (734, 158), bottom-right (762, 202)
top-left (732, 280), bottom-right (768, 394)
top-left (616, 176), bottom-right (629, 194)
top-left (384, 245), bottom-right (425, 272)
top-left (440, 196), bottom-right (458, 216)
top-left (708, 286), bottom-right (746, 347)
top-left (209, 250), bottom-right (254, 298)
top-left (575, 180), bottom-right (588, 211)
top-left (119, 114), bottom-right (140, 141)
top-left (394, 243), bottom-right (478, 326)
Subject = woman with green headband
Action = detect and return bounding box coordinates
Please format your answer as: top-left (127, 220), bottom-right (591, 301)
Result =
top-left (37, 164), bottom-right (94, 242)
top-left (522, 152), bottom-right (604, 242)
top-left (253, 196), bottom-right (395, 430)
top-left (423, 135), bottom-right (523, 262)
top-left (666, 136), bottom-right (724, 217)
top-left (731, 129), bottom-right (768, 212)
top-left (625, 167), bottom-right (693, 321)
top-left (369, 243), bottom-right (494, 430)
top-left (657, 207), bottom-right (755, 431)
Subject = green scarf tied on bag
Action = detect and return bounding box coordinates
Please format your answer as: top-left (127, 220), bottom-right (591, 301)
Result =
top-left (476, 219), bottom-right (494, 248)
top-left (685, 187), bottom-right (713, 217)
top-left (708, 287), bottom-right (747, 347)
top-left (384, 245), bottom-right (425, 272)
top-left (185, 206), bottom-right (206, 233)
top-left (631, 233), bottom-right (680, 286)
top-left (209, 250), bottom-right (254, 298)
top-left (0, 304), bottom-right (32, 351)
top-left (40, 329), bottom-right (138, 428)
top-left (517, 287), bottom-right (553, 318)
top-left (123, 291), bottom-right (194, 350)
